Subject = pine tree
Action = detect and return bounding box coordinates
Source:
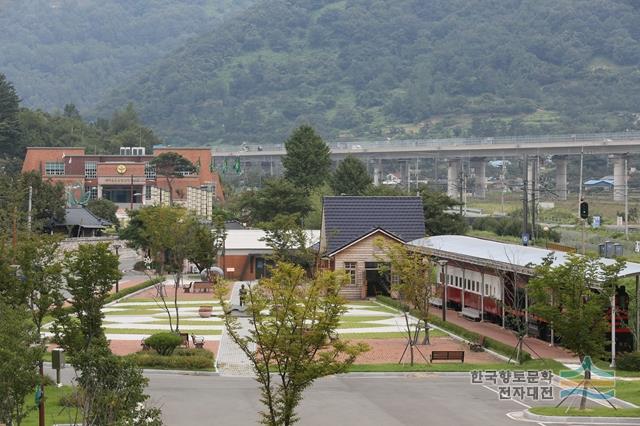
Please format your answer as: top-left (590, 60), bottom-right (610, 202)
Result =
top-left (282, 125), bottom-right (331, 191)
top-left (0, 73), bottom-right (22, 158)
top-left (330, 155), bottom-right (372, 195)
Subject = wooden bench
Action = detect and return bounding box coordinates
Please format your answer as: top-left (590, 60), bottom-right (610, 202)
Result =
top-left (140, 338), bottom-right (150, 351)
top-left (179, 332), bottom-right (190, 348)
top-left (191, 334), bottom-right (205, 349)
top-left (192, 281), bottom-right (213, 293)
top-left (430, 350), bottom-right (465, 363)
top-left (182, 282), bottom-right (193, 293)
top-left (429, 297), bottom-right (443, 308)
top-left (461, 307), bottom-right (481, 321)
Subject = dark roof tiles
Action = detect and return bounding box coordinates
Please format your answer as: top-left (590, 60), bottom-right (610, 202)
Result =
top-left (322, 196), bottom-right (425, 255)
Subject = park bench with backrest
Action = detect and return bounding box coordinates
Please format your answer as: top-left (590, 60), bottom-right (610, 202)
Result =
top-left (430, 350), bottom-right (465, 363)
top-left (461, 307), bottom-right (481, 321)
top-left (191, 334), bottom-right (205, 349)
top-left (192, 281), bottom-right (213, 292)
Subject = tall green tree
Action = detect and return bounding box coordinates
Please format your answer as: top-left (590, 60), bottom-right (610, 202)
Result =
top-left (14, 234), bottom-right (64, 340)
top-left (419, 185), bottom-right (467, 235)
top-left (0, 301), bottom-right (44, 426)
top-left (238, 178), bottom-right (312, 225)
top-left (0, 73), bottom-right (21, 159)
top-left (282, 125), bottom-right (331, 191)
top-left (330, 155), bottom-right (372, 195)
top-left (217, 263), bottom-right (368, 426)
top-left (260, 214), bottom-right (314, 269)
top-left (53, 243), bottom-right (122, 354)
top-left (87, 198), bottom-right (119, 227)
top-left (150, 152), bottom-right (195, 204)
top-left (528, 255), bottom-right (624, 409)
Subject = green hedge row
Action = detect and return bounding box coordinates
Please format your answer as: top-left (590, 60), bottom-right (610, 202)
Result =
top-left (376, 296), bottom-right (531, 363)
top-left (105, 277), bottom-right (163, 304)
top-left (125, 348), bottom-right (215, 370)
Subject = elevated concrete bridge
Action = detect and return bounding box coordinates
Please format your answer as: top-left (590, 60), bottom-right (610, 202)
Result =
top-left (212, 132), bottom-right (640, 201)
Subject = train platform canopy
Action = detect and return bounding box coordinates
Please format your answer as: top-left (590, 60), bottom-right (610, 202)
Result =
top-left (409, 235), bottom-right (640, 278)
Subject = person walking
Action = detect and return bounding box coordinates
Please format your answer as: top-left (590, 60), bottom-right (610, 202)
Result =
top-left (239, 284), bottom-right (247, 307)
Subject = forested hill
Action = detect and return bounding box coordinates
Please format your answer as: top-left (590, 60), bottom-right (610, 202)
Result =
top-left (0, 0), bottom-right (254, 111)
top-left (99, 0), bottom-right (640, 145)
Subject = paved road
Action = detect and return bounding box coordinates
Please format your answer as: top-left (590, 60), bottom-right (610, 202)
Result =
top-left (145, 374), bottom-right (526, 425)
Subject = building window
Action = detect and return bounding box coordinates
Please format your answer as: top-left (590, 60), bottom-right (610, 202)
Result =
top-left (85, 186), bottom-right (98, 200)
top-left (344, 262), bottom-right (357, 285)
top-left (145, 163), bottom-right (156, 179)
top-left (85, 161), bottom-right (97, 178)
top-left (45, 162), bottom-right (65, 176)
top-left (145, 185), bottom-right (152, 200)
top-left (132, 147), bottom-right (146, 156)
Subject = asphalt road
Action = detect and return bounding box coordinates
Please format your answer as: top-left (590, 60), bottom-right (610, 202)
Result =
top-left (145, 374), bottom-right (527, 426)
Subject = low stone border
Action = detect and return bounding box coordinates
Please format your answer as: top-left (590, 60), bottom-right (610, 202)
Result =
top-left (523, 409), bottom-right (640, 424)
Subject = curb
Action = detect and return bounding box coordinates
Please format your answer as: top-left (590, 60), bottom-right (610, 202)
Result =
top-left (523, 409), bottom-right (640, 425)
top-left (142, 368), bottom-right (219, 377)
top-left (105, 278), bottom-right (164, 307)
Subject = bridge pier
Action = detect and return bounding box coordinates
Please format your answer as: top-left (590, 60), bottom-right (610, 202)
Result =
top-left (613, 154), bottom-right (627, 202)
top-left (372, 159), bottom-right (382, 186)
top-left (554, 156), bottom-right (568, 200)
top-left (471, 158), bottom-right (486, 199)
top-left (447, 159), bottom-right (461, 198)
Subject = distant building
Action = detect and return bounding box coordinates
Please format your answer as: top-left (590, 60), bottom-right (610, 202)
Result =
top-left (584, 176), bottom-right (614, 191)
top-left (318, 196), bottom-right (425, 299)
top-left (22, 146), bottom-right (224, 215)
top-left (52, 207), bottom-right (111, 238)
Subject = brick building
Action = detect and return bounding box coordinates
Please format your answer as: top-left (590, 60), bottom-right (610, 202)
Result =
top-left (21, 146), bottom-right (224, 211)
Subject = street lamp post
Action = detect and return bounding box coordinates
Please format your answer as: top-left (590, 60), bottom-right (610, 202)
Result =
top-left (438, 259), bottom-right (448, 322)
top-left (113, 244), bottom-right (121, 292)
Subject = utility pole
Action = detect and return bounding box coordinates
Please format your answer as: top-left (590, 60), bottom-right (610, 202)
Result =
top-left (27, 185), bottom-right (33, 232)
top-left (625, 155), bottom-right (629, 240)
top-left (459, 170), bottom-right (464, 216)
top-left (579, 148), bottom-right (585, 254)
top-left (522, 154), bottom-right (529, 244)
top-left (531, 157), bottom-right (536, 243)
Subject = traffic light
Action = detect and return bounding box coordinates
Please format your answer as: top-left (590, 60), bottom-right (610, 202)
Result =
top-left (580, 200), bottom-right (589, 219)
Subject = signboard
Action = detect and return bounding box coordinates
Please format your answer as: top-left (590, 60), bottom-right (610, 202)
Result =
top-left (592, 215), bottom-right (601, 228)
top-left (98, 176), bottom-right (146, 185)
top-left (521, 233), bottom-right (529, 246)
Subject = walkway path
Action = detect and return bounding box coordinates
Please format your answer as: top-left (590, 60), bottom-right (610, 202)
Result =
top-left (429, 305), bottom-right (578, 362)
top-left (215, 281), bottom-right (256, 377)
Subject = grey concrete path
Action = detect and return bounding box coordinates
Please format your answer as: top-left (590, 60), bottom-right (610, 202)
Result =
top-left (215, 281), bottom-right (256, 377)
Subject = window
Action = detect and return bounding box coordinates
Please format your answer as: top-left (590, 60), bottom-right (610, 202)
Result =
top-left (85, 161), bottom-right (97, 178)
top-left (85, 186), bottom-right (98, 200)
top-left (145, 185), bottom-right (152, 200)
top-left (132, 147), bottom-right (146, 156)
top-left (45, 162), bottom-right (65, 176)
top-left (344, 262), bottom-right (357, 285)
top-left (145, 163), bottom-right (156, 179)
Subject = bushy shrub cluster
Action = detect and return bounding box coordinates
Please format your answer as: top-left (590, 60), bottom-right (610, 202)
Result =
top-left (470, 216), bottom-right (561, 243)
top-left (617, 352), bottom-right (640, 371)
top-left (144, 332), bottom-right (183, 356)
top-left (127, 348), bottom-right (214, 370)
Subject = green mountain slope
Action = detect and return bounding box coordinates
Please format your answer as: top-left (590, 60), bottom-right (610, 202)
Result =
top-left (100, 0), bottom-right (640, 145)
top-left (0, 0), bottom-right (253, 111)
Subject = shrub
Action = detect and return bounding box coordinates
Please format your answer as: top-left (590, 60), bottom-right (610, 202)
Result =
top-left (105, 277), bottom-right (162, 304)
top-left (144, 332), bottom-right (183, 356)
top-left (617, 352), bottom-right (640, 371)
top-left (126, 349), bottom-right (215, 370)
top-left (376, 296), bottom-right (532, 363)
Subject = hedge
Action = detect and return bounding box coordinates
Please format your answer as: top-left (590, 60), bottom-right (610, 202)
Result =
top-left (105, 277), bottom-right (163, 304)
top-left (126, 348), bottom-right (215, 370)
top-left (144, 332), bottom-right (183, 355)
top-left (617, 352), bottom-right (640, 371)
top-left (376, 296), bottom-right (531, 363)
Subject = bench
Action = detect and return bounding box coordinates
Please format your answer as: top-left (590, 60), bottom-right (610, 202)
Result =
top-left (140, 338), bottom-right (150, 351)
top-left (192, 281), bottom-right (213, 293)
top-left (191, 334), bottom-right (205, 349)
top-left (179, 332), bottom-right (190, 348)
top-left (430, 350), bottom-right (465, 363)
top-left (182, 282), bottom-right (192, 293)
top-left (469, 336), bottom-right (485, 352)
top-left (461, 307), bottom-right (481, 321)
top-left (429, 297), bottom-right (443, 308)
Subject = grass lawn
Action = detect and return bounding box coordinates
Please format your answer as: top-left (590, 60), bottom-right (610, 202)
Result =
top-left (529, 407), bottom-right (640, 418)
top-left (594, 359), bottom-right (640, 378)
top-left (615, 380), bottom-right (640, 406)
top-left (22, 385), bottom-right (78, 426)
top-left (348, 359), bottom-right (566, 373)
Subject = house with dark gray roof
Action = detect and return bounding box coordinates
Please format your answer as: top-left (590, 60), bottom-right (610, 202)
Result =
top-left (53, 207), bottom-right (111, 237)
top-left (319, 196), bottom-right (425, 299)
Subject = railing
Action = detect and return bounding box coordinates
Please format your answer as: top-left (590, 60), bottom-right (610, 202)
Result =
top-left (212, 131), bottom-right (640, 154)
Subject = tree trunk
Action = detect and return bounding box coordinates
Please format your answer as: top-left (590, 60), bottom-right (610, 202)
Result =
top-left (580, 368), bottom-right (591, 410)
top-left (174, 270), bottom-right (181, 332)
